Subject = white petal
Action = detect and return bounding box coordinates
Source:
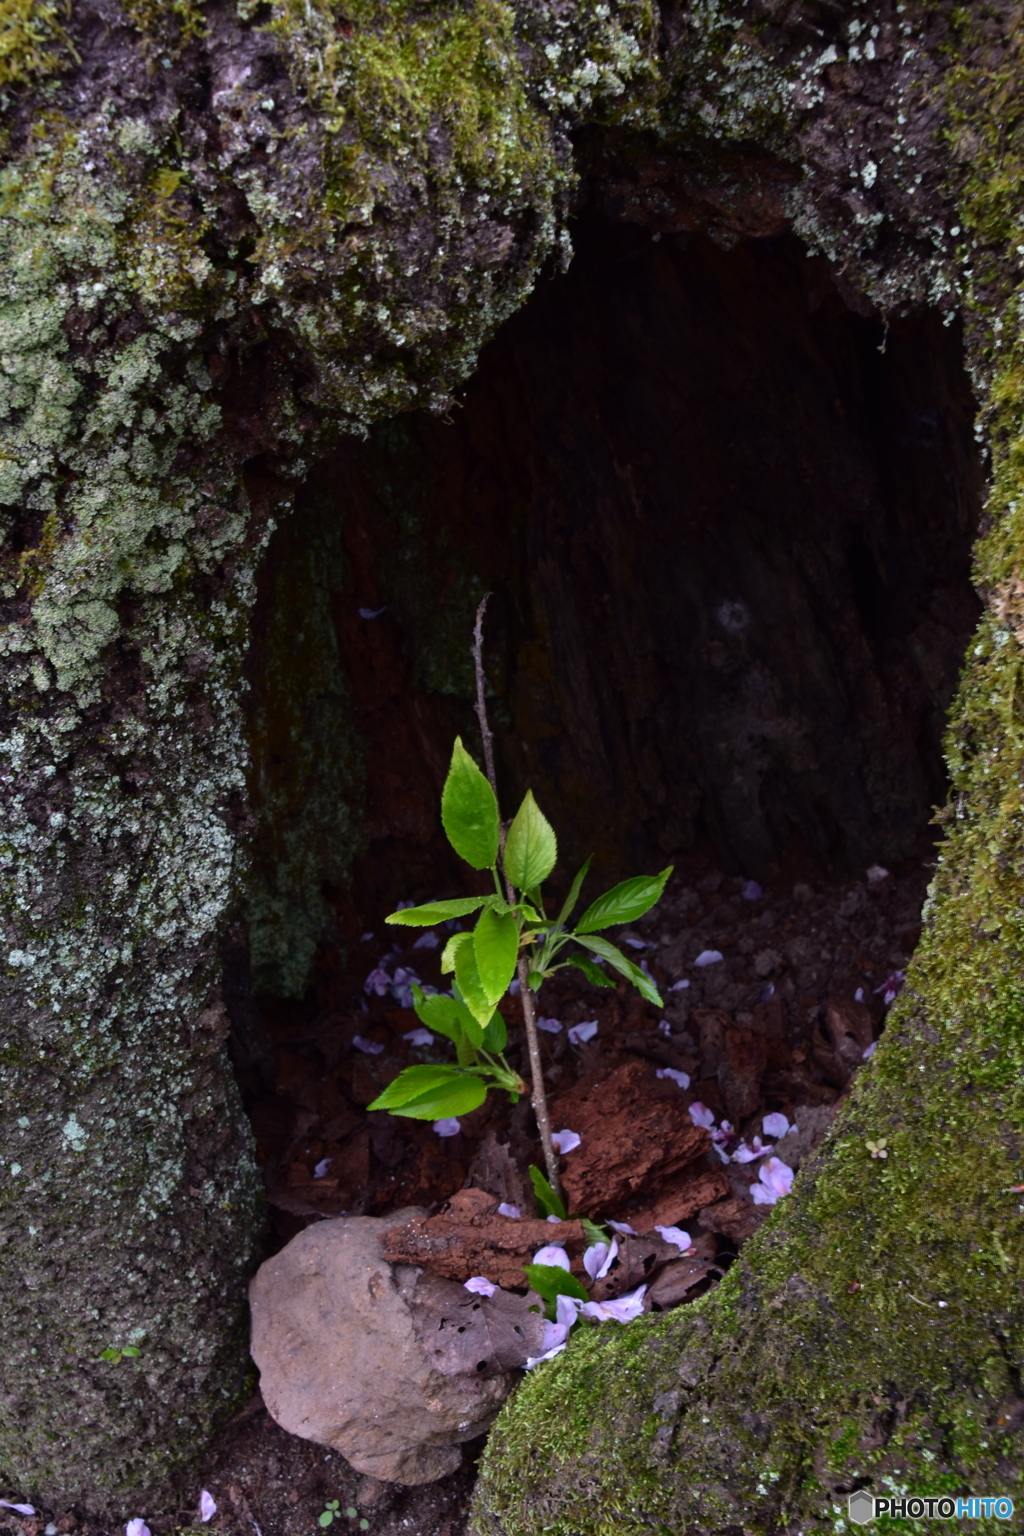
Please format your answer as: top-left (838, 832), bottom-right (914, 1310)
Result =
top-left (497, 1202), bottom-right (520, 1219)
top-left (464, 1276), bottom-right (498, 1296)
top-left (532, 1244), bottom-right (570, 1271)
top-left (432, 1117), bottom-right (461, 1137)
top-left (693, 949), bottom-right (724, 968)
top-left (551, 1128), bottom-right (581, 1154)
top-left (656, 1067), bottom-right (690, 1089)
top-left (654, 1225), bottom-right (692, 1252)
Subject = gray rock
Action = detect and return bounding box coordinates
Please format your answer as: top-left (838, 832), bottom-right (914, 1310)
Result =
top-left (250, 1211), bottom-right (544, 1485)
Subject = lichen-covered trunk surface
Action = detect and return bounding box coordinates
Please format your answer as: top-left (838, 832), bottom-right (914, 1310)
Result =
top-left (0, 0), bottom-right (1021, 1520)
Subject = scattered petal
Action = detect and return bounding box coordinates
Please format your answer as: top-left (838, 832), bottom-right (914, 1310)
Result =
top-left (732, 1137), bottom-right (770, 1163)
top-left (313, 1157), bottom-right (333, 1178)
top-left (199, 1490), bottom-right (216, 1523)
top-left (403, 1027), bottom-right (434, 1047)
top-left (854, 986), bottom-right (865, 1003)
top-left (509, 978), bottom-right (521, 995)
top-left (412, 931), bottom-right (439, 950)
top-left (607, 1219), bottom-right (637, 1236)
top-left (363, 967), bottom-right (391, 996)
top-left (669, 978), bottom-right (690, 991)
top-left (535, 1016), bottom-right (562, 1034)
top-left (497, 1202), bottom-right (521, 1219)
top-left (658, 1019), bottom-right (672, 1037)
top-left (862, 1041), bottom-right (877, 1060)
top-left (360, 931), bottom-right (375, 942)
top-left (866, 864), bottom-right (889, 884)
top-left (751, 1156), bottom-right (794, 1205)
top-left (556, 1292), bottom-right (583, 1329)
top-left (464, 1275), bottom-right (498, 1296)
top-left (546, 1213), bottom-right (562, 1223)
top-left (623, 937), bottom-right (647, 950)
top-left (741, 880), bottom-right (763, 901)
top-left (525, 1341), bottom-right (566, 1368)
top-left (875, 969), bottom-right (905, 1006)
top-left (352, 1035), bottom-right (384, 1055)
top-left (656, 1067), bottom-right (690, 1089)
top-left (688, 1102), bottom-right (715, 1130)
top-left (760, 982), bottom-right (775, 1002)
top-left (125, 1522), bottom-right (152, 1536)
top-left (532, 1244), bottom-right (570, 1270)
top-left (541, 1318), bottom-right (569, 1352)
top-left (551, 1128), bottom-right (581, 1154)
top-left (0, 1502), bottom-right (36, 1517)
top-left (358, 605), bottom-right (387, 619)
top-left (711, 1142), bottom-right (730, 1163)
top-left (654, 1225), bottom-right (692, 1253)
top-left (581, 1284), bottom-right (647, 1323)
top-left (694, 949), bottom-right (724, 968)
top-left (567, 1020), bottom-right (598, 1045)
top-left (392, 966), bottom-right (421, 986)
top-left (640, 960), bottom-right (654, 978)
top-left (762, 1112), bottom-right (790, 1140)
top-left (583, 1237), bottom-right (619, 1281)
top-left (432, 1117), bottom-right (461, 1137)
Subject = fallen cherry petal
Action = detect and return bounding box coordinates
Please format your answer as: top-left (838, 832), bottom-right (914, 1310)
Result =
top-left (535, 1016), bottom-right (562, 1034)
top-left (352, 1035), bottom-right (384, 1055)
top-left (363, 967), bottom-right (391, 996)
top-left (412, 931), bottom-right (439, 949)
top-left (866, 864), bottom-right (889, 884)
top-left (403, 1026), bottom-right (434, 1047)
top-left (392, 966), bottom-right (421, 986)
top-left (762, 1112), bottom-right (790, 1139)
top-left (0, 1502), bottom-right (35, 1517)
top-left (464, 1275), bottom-right (498, 1297)
top-left (199, 1490), bottom-right (216, 1523)
top-left (712, 1143), bottom-right (730, 1163)
top-left (741, 880), bottom-right (763, 901)
top-left (432, 1117), bottom-right (461, 1137)
top-left (607, 1219), bottom-right (637, 1236)
top-left (546, 1213), bottom-right (562, 1223)
top-left (125, 1521), bottom-right (152, 1536)
top-left (732, 1137), bottom-right (770, 1164)
top-left (854, 986), bottom-right (865, 1002)
top-left (551, 1128), bottom-right (581, 1154)
top-left (567, 1020), bottom-right (598, 1044)
top-left (694, 949), bottom-right (724, 968)
top-left (556, 1292), bottom-right (582, 1327)
top-left (862, 1041), bottom-right (877, 1060)
top-left (751, 1156), bottom-right (794, 1205)
top-left (760, 982), bottom-right (775, 1002)
top-left (583, 1237), bottom-right (619, 1282)
top-left (658, 1019), bottom-right (672, 1037)
top-left (688, 1102), bottom-right (715, 1130)
top-left (360, 931), bottom-right (374, 941)
top-left (669, 979), bottom-right (690, 991)
top-left (541, 1318), bottom-right (569, 1352)
top-left (532, 1244), bottom-right (570, 1270)
top-left (654, 1225), bottom-right (692, 1253)
top-left (525, 1341), bottom-right (566, 1368)
top-left (581, 1284), bottom-right (647, 1323)
top-left (497, 1202), bottom-right (521, 1218)
top-left (656, 1067), bottom-right (690, 1089)
top-left (623, 937), bottom-right (647, 950)
top-left (359, 605), bottom-right (387, 619)
top-left (509, 978), bottom-right (521, 995)
top-left (313, 1157), bottom-right (333, 1178)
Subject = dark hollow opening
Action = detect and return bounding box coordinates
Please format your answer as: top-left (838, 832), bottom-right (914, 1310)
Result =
top-left (227, 178), bottom-right (983, 1240)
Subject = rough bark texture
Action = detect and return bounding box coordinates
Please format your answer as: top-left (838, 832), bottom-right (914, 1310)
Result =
top-left (1, 0), bottom-right (1022, 1524)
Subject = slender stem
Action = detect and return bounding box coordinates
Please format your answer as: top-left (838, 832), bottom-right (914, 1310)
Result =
top-left (517, 953), bottom-right (563, 1200)
top-left (473, 595), bottom-right (562, 1200)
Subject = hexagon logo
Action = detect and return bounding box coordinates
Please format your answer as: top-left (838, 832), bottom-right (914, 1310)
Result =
top-left (848, 1489), bottom-right (875, 1525)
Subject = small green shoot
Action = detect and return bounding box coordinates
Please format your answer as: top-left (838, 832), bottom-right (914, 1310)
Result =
top-left (99, 1346), bottom-right (141, 1363)
top-left (319, 1500), bottom-right (341, 1527)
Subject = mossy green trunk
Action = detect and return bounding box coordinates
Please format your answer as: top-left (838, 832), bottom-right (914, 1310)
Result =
top-left (1, 0), bottom-right (1021, 1519)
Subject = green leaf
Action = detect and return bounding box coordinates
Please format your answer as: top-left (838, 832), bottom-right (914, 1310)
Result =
top-left (319, 1514), bottom-right (334, 1528)
top-left (575, 934), bottom-right (663, 1006)
top-left (120, 1346), bottom-right (141, 1357)
top-left (386, 897), bottom-right (490, 926)
top-left (440, 931), bottom-right (468, 974)
top-left (565, 953), bottom-right (613, 989)
top-left (441, 737), bottom-right (500, 870)
top-left (529, 1165), bottom-right (566, 1220)
top-left (575, 866), bottom-right (674, 935)
top-left (581, 1218), bottom-right (609, 1247)
top-left (482, 1008), bottom-right (507, 1051)
top-left (473, 906), bottom-right (519, 1006)
top-left (522, 1263), bottom-right (589, 1306)
top-left (411, 985), bottom-right (464, 1045)
top-left (367, 1065), bottom-right (487, 1119)
top-left (527, 970), bottom-right (544, 992)
top-left (556, 856), bottom-right (592, 928)
top-left (504, 788), bottom-right (557, 891)
top-left (452, 939), bottom-right (492, 1037)
top-left (99, 1348), bottom-right (121, 1363)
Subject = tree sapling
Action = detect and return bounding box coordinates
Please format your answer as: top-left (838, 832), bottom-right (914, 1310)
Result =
top-left (367, 599), bottom-right (672, 1197)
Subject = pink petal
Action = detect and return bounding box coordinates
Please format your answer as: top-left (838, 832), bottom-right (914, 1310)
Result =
top-left (583, 1242), bottom-right (608, 1281)
top-left (759, 1156), bottom-right (794, 1200)
top-left (555, 1292), bottom-right (582, 1329)
top-left (541, 1318), bottom-right (569, 1351)
top-left (0, 1503), bottom-right (35, 1517)
top-left (596, 1237), bottom-right (618, 1278)
top-left (432, 1117), bottom-right (461, 1137)
top-left (669, 978), bottom-right (690, 991)
top-left (688, 1102), bottom-right (715, 1130)
top-left (464, 1275), bottom-right (498, 1296)
top-left (580, 1284), bottom-right (647, 1323)
top-left (658, 1019), bottom-right (672, 1037)
top-left (750, 1182), bottom-right (777, 1205)
top-left (532, 1244), bottom-right (570, 1270)
top-left (403, 1026), bottom-right (433, 1046)
top-left (313, 1157), bottom-right (333, 1178)
top-left (694, 949), bottom-right (724, 968)
top-left (656, 1067), bottom-right (690, 1089)
top-left (363, 967), bottom-right (391, 996)
top-left (551, 1128), bottom-right (581, 1154)
top-left (126, 1522), bottom-right (152, 1536)
top-left (535, 1016), bottom-right (562, 1034)
top-left (567, 1020), bottom-right (598, 1044)
top-left (654, 1225), bottom-right (692, 1253)
top-left (412, 931), bottom-right (439, 949)
top-left (199, 1490), bottom-right (217, 1522)
top-left (862, 1041), bottom-right (877, 1060)
top-left (866, 864), bottom-right (889, 883)
top-left (607, 1219), bottom-right (637, 1236)
top-left (358, 605), bottom-right (387, 619)
top-left (762, 1112), bottom-right (790, 1139)
top-left (742, 880), bottom-right (763, 901)
top-left (497, 1202), bottom-right (520, 1219)
top-left (352, 1035), bottom-right (384, 1055)
top-left (525, 1341), bottom-right (566, 1368)
top-left (624, 937), bottom-right (647, 950)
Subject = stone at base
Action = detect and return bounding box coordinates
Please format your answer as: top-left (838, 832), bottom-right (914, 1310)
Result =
top-left (249, 1210), bottom-right (532, 1484)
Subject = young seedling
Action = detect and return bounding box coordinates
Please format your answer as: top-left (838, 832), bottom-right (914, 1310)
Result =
top-left (367, 598), bottom-right (672, 1196)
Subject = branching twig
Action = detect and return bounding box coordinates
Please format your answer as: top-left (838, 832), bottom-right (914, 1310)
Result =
top-left (472, 596), bottom-right (563, 1201)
